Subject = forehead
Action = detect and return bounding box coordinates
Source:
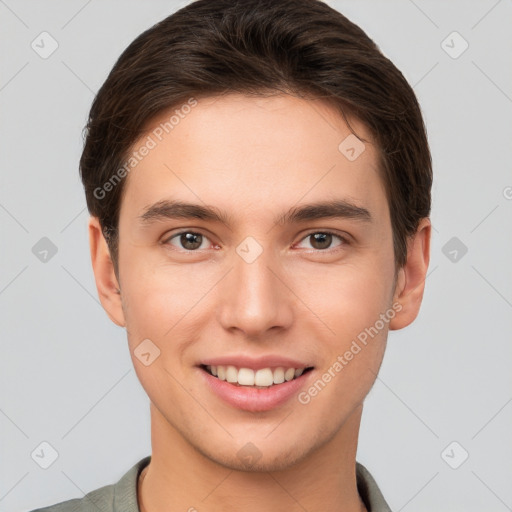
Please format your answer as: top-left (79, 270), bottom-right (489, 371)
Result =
top-left (119, 93), bottom-right (387, 224)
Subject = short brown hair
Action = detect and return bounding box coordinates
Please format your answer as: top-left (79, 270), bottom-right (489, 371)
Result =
top-left (80, 0), bottom-right (432, 275)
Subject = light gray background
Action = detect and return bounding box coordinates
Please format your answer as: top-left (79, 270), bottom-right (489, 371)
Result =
top-left (1, 1), bottom-right (511, 511)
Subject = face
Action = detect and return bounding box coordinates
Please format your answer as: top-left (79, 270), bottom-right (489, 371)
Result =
top-left (104, 93), bottom-right (403, 471)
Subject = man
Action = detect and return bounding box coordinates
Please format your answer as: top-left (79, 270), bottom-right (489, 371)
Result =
top-left (31, 0), bottom-right (431, 510)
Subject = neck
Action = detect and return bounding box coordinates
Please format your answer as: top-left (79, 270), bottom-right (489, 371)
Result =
top-left (138, 403), bottom-right (367, 512)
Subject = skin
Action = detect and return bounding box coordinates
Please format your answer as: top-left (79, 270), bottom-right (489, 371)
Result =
top-left (89, 93), bottom-right (430, 512)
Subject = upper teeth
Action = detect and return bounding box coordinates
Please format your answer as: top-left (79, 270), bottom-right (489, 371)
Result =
top-left (207, 365), bottom-right (305, 387)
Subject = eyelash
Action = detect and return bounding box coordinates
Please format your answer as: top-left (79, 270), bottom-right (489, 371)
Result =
top-left (162, 229), bottom-right (349, 253)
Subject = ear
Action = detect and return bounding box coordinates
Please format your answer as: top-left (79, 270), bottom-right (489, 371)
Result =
top-left (389, 218), bottom-right (431, 330)
top-left (88, 216), bottom-right (126, 327)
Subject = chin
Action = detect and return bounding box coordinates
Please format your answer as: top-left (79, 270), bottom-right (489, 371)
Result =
top-left (206, 444), bottom-right (311, 473)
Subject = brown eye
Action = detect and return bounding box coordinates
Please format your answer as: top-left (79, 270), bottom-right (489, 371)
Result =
top-left (166, 231), bottom-right (209, 251)
top-left (296, 231), bottom-right (346, 251)
top-left (309, 233), bottom-right (332, 250)
top-left (181, 232), bottom-right (203, 250)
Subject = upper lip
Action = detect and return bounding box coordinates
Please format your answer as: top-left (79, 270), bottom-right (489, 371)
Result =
top-left (199, 355), bottom-right (314, 371)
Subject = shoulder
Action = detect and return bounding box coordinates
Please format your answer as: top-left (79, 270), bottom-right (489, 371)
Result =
top-left (27, 483), bottom-right (114, 512)
top-left (26, 456), bottom-right (151, 512)
top-left (356, 461), bottom-right (393, 512)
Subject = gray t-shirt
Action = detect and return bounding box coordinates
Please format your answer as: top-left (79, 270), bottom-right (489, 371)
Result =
top-left (28, 456), bottom-right (392, 512)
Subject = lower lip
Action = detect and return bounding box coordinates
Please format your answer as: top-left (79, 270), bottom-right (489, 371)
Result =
top-left (199, 367), bottom-right (314, 412)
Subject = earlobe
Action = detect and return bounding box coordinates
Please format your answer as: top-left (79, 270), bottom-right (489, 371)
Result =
top-left (88, 216), bottom-right (126, 327)
top-left (389, 218), bottom-right (431, 331)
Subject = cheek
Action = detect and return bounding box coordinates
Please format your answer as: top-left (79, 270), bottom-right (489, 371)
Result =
top-left (292, 255), bottom-right (395, 340)
top-left (120, 251), bottom-right (219, 349)
top-left (336, 274), bottom-right (391, 336)
top-left (120, 263), bottom-right (197, 405)
top-left (119, 258), bottom-right (179, 342)
top-left (296, 268), bottom-right (393, 413)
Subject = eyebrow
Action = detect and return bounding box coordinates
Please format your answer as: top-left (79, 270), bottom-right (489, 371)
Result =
top-left (137, 199), bottom-right (372, 227)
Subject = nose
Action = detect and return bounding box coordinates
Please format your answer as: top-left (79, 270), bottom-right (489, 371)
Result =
top-left (216, 246), bottom-right (294, 340)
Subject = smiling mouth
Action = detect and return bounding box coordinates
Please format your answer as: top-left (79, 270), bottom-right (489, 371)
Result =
top-left (200, 364), bottom-right (314, 388)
